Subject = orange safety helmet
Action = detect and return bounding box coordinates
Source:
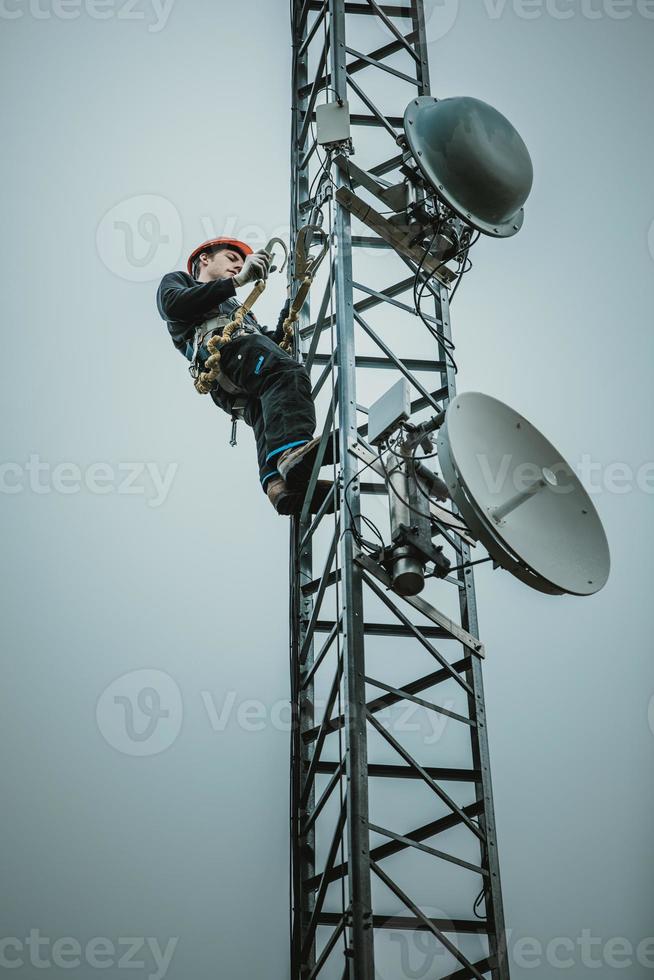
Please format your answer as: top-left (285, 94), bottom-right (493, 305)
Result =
top-left (186, 237), bottom-right (253, 276)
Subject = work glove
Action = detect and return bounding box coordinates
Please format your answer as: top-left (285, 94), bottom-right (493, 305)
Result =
top-left (233, 250), bottom-right (271, 288)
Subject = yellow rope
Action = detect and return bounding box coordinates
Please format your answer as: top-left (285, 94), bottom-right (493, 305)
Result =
top-left (194, 281), bottom-right (266, 394)
top-left (279, 275), bottom-right (312, 353)
top-left (279, 227), bottom-right (329, 352)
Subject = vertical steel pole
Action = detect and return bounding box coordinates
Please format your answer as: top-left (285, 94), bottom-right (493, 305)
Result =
top-left (290, 5), bottom-right (316, 977)
top-left (329, 1), bottom-right (375, 975)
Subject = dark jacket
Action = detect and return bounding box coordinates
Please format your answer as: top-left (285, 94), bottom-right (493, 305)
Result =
top-left (156, 271), bottom-right (289, 361)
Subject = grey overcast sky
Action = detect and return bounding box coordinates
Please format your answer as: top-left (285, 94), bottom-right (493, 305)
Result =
top-left (1, 1), bottom-right (653, 978)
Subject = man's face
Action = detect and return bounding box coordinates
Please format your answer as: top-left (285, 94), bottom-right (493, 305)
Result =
top-left (202, 247), bottom-right (245, 281)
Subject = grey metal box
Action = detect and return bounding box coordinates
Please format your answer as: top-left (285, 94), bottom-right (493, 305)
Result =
top-left (367, 378), bottom-right (411, 446)
top-left (316, 100), bottom-right (351, 145)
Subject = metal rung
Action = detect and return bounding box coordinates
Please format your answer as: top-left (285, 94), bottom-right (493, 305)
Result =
top-left (317, 913), bottom-right (490, 935)
top-left (313, 619), bottom-right (451, 639)
top-left (314, 761), bottom-right (480, 782)
top-left (311, 353), bottom-right (445, 372)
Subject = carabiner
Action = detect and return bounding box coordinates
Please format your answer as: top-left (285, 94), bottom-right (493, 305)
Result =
top-left (294, 225), bottom-right (329, 281)
top-left (263, 237), bottom-right (289, 276)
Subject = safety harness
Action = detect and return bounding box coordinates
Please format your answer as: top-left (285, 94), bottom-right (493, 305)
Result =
top-left (189, 228), bottom-right (329, 440)
top-left (191, 258), bottom-right (280, 397)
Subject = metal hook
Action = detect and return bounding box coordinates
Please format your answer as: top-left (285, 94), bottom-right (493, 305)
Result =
top-left (263, 237), bottom-right (289, 275)
top-left (294, 225), bottom-right (329, 280)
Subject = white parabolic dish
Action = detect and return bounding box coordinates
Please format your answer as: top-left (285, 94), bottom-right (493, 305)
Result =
top-left (437, 392), bottom-right (611, 596)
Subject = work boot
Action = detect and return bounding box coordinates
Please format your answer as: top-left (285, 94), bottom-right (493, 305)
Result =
top-left (277, 437), bottom-right (321, 492)
top-left (267, 477), bottom-right (337, 518)
top-left (285, 480), bottom-right (338, 518)
top-left (266, 476), bottom-right (300, 516)
top-left (306, 479), bottom-right (337, 515)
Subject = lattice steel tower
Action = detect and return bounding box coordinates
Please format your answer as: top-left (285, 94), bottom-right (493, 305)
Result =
top-left (288, 2), bottom-right (511, 977)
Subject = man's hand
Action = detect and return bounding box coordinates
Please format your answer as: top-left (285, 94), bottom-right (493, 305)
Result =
top-left (233, 250), bottom-right (271, 288)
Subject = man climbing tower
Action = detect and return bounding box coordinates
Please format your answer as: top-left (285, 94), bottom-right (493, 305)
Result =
top-left (156, 238), bottom-right (319, 514)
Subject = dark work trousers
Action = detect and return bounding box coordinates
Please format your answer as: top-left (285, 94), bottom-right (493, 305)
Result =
top-left (208, 333), bottom-right (316, 493)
